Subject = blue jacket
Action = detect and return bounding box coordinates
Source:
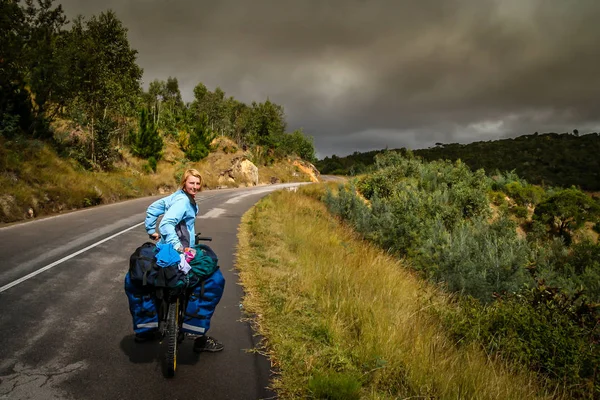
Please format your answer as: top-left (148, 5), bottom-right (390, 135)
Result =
top-left (145, 189), bottom-right (198, 251)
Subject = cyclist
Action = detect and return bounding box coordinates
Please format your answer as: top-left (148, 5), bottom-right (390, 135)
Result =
top-left (139, 168), bottom-right (224, 352)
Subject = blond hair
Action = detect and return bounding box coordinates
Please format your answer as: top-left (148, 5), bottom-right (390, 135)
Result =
top-left (180, 169), bottom-right (203, 190)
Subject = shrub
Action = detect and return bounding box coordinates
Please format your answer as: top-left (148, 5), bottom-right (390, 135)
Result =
top-left (444, 283), bottom-right (600, 398)
top-left (533, 188), bottom-right (600, 244)
top-left (324, 152), bottom-right (600, 396)
top-left (511, 205), bottom-right (528, 219)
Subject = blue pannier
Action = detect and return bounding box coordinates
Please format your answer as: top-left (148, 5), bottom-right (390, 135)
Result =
top-left (181, 269), bottom-right (225, 335)
top-left (124, 272), bottom-right (159, 334)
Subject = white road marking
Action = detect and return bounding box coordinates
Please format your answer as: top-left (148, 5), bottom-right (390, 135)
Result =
top-left (225, 187), bottom-right (278, 204)
top-left (0, 183), bottom-right (309, 294)
top-left (0, 222), bottom-right (144, 294)
top-left (198, 208), bottom-right (226, 219)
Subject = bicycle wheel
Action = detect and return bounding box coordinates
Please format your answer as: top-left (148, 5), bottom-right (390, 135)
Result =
top-left (165, 299), bottom-right (179, 377)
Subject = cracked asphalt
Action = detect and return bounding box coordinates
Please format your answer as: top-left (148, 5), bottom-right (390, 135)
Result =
top-left (0, 184), bottom-right (304, 400)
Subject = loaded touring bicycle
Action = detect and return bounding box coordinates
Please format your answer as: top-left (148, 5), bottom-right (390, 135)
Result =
top-left (125, 233), bottom-right (224, 377)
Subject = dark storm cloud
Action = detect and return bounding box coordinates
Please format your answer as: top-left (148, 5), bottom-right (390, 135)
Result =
top-left (58, 0), bottom-right (600, 157)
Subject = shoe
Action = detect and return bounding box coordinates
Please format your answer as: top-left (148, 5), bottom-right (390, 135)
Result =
top-left (177, 331), bottom-right (185, 343)
top-left (193, 335), bottom-right (224, 353)
top-left (134, 331), bottom-right (155, 343)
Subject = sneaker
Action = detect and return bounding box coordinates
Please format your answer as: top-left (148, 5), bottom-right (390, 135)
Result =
top-left (193, 335), bottom-right (224, 353)
top-left (134, 331), bottom-right (156, 343)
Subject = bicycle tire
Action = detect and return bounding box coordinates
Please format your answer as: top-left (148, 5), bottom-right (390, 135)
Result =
top-left (165, 299), bottom-right (178, 377)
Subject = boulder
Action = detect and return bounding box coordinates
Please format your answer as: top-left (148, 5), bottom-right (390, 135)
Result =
top-left (231, 157), bottom-right (258, 186)
top-left (218, 169), bottom-right (236, 186)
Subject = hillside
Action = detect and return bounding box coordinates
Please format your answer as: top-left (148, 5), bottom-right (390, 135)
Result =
top-left (316, 132), bottom-right (600, 190)
top-left (0, 135), bottom-right (318, 224)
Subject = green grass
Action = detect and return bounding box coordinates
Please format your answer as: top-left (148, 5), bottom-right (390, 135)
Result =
top-left (236, 187), bottom-right (562, 399)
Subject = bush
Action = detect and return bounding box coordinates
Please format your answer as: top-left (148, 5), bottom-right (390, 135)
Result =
top-left (511, 205), bottom-right (528, 219)
top-left (326, 155), bottom-right (529, 302)
top-left (324, 152), bottom-right (600, 396)
top-left (143, 156), bottom-right (157, 174)
top-left (444, 283), bottom-right (600, 398)
top-left (533, 188), bottom-right (600, 244)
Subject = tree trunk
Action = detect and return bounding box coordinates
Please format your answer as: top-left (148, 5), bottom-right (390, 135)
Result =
top-left (91, 115), bottom-right (95, 165)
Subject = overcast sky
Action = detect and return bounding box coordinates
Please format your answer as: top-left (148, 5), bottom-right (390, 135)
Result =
top-left (59, 0), bottom-right (600, 158)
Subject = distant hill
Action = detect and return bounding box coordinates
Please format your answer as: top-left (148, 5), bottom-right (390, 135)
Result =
top-left (316, 132), bottom-right (600, 190)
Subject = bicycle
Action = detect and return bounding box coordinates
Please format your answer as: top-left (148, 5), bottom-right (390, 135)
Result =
top-left (156, 234), bottom-right (213, 378)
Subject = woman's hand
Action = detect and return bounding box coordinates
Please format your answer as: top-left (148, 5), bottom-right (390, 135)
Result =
top-left (149, 232), bottom-right (160, 241)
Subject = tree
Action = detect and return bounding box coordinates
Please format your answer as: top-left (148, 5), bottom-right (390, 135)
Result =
top-left (0, 0), bottom-right (31, 137)
top-left (533, 188), bottom-right (600, 243)
top-left (131, 107), bottom-right (163, 160)
top-left (249, 99), bottom-right (286, 148)
top-left (191, 83), bottom-right (229, 136)
top-left (185, 113), bottom-right (214, 161)
top-left (228, 99), bottom-right (251, 146)
top-left (63, 10), bottom-right (142, 166)
top-left (22, 0), bottom-right (68, 137)
top-left (0, 0), bottom-right (67, 138)
top-left (280, 129), bottom-right (316, 162)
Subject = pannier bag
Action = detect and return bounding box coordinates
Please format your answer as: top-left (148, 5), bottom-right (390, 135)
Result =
top-left (188, 244), bottom-right (219, 282)
top-left (124, 272), bottom-right (159, 334)
top-left (128, 242), bottom-right (159, 286)
top-left (181, 269), bottom-right (225, 335)
top-left (129, 241), bottom-right (186, 288)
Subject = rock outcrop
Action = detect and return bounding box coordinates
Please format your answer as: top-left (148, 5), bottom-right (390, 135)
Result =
top-left (292, 160), bottom-right (320, 183)
top-left (218, 157), bottom-right (258, 187)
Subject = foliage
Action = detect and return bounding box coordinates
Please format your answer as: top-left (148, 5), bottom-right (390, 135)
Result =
top-left (142, 76), bottom-right (185, 137)
top-left (533, 239), bottom-right (600, 302)
top-left (142, 156), bottom-right (157, 174)
top-left (444, 283), bottom-right (600, 398)
top-left (316, 132), bottom-right (600, 191)
top-left (279, 129), bottom-right (316, 163)
top-left (60, 10), bottom-right (142, 167)
top-left (247, 145), bottom-right (274, 166)
top-left (22, 0), bottom-right (70, 137)
top-left (92, 118), bottom-right (116, 171)
top-left (131, 107), bottom-right (163, 160)
top-left (183, 113), bottom-right (214, 161)
top-left (323, 152), bottom-right (600, 395)
top-left (0, 0), bottom-right (59, 138)
top-left (327, 153), bottom-right (523, 302)
top-left (533, 188), bottom-right (600, 243)
top-left (237, 189), bottom-right (556, 399)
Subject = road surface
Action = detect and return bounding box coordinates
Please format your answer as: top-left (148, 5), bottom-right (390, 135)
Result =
top-left (0, 183), bottom-right (306, 400)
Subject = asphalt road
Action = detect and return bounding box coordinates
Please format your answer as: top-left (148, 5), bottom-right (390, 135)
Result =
top-left (0, 183), bottom-right (306, 400)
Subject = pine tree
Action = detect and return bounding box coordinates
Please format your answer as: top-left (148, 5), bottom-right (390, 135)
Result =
top-left (185, 113), bottom-right (214, 161)
top-left (132, 107), bottom-right (163, 159)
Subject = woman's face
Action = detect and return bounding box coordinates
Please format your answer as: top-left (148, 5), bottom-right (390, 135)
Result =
top-left (183, 175), bottom-right (201, 196)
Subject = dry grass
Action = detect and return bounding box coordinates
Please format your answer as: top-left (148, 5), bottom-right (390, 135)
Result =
top-left (0, 133), bottom-right (319, 223)
top-left (236, 188), bottom-right (560, 399)
top-left (0, 138), bottom-right (181, 223)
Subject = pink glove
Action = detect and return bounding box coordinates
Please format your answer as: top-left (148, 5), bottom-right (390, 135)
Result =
top-left (184, 248), bottom-right (196, 263)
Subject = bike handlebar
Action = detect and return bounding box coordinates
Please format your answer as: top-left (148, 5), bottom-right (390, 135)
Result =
top-left (149, 233), bottom-right (213, 242)
top-left (195, 233), bottom-right (212, 242)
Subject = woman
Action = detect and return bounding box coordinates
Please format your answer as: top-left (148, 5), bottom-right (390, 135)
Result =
top-left (145, 169), bottom-right (202, 252)
top-left (134, 169), bottom-right (224, 352)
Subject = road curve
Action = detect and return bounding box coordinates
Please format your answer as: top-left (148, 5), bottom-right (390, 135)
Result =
top-left (0, 183), bottom-right (306, 400)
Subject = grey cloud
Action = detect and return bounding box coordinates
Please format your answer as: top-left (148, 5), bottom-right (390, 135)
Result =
top-left (59, 0), bottom-right (600, 156)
